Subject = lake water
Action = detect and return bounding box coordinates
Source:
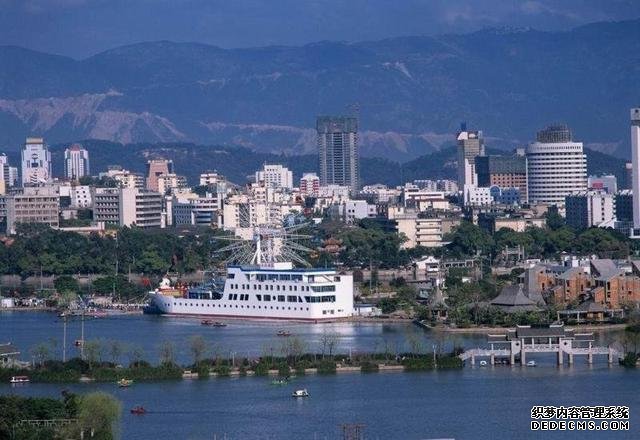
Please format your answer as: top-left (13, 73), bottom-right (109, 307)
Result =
top-left (2, 366), bottom-right (638, 440)
top-left (1, 311), bottom-right (492, 364)
top-left (1, 311), bottom-right (637, 439)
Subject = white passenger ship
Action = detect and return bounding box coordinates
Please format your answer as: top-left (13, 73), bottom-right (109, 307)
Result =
top-left (147, 262), bottom-right (354, 321)
top-left (147, 224), bottom-right (355, 321)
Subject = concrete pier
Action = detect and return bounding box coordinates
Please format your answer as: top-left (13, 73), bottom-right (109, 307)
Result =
top-left (459, 324), bottom-right (622, 366)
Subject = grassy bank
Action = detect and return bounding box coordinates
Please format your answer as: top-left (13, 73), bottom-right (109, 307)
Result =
top-left (1, 352), bottom-right (462, 384)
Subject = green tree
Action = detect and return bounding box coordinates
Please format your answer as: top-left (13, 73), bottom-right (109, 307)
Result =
top-left (189, 335), bottom-right (208, 365)
top-left (445, 221), bottom-right (494, 258)
top-left (83, 340), bottom-right (103, 369)
top-left (54, 275), bottom-right (80, 293)
top-left (76, 392), bottom-right (121, 440)
top-left (158, 340), bottom-right (177, 366)
top-left (545, 208), bottom-right (565, 230)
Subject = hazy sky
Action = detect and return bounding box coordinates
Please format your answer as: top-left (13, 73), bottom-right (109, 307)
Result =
top-left (1, 0), bottom-right (639, 58)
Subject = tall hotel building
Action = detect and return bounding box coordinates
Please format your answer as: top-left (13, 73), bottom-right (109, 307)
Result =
top-left (526, 125), bottom-right (587, 208)
top-left (21, 137), bottom-right (51, 185)
top-left (631, 108), bottom-right (640, 230)
top-left (456, 125), bottom-right (485, 189)
top-left (64, 144), bottom-right (90, 180)
top-left (317, 116), bottom-right (359, 192)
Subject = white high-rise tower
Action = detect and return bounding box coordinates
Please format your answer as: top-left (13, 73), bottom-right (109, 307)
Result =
top-left (21, 137), bottom-right (51, 185)
top-left (64, 144), bottom-right (90, 180)
top-left (631, 108), bottom-right (640, 229)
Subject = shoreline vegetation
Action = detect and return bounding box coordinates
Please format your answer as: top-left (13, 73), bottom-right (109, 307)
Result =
top-left (0, 353), bottom-right (463, 384)
top-left (0, 391), bottom-right (121, 439)
top-left (1, 334), bottom-right (464, 384)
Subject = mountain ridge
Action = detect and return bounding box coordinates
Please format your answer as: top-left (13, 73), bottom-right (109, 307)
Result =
top-left (1, 18), bottom-right (639, 160)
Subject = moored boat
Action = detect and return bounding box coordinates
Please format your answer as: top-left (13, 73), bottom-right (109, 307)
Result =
top-left (130, 406), bottom-right (146, 415)
top-left (118, 378), bottom-right (133, 387)
top-left (277, 330), bottom-right (291, 337)
top-left (526, 360), bottom-right (537, 367)
top-left (292, 389), bottom-right (309, 397)
top-left (10, 376), bottom-right (29, 384)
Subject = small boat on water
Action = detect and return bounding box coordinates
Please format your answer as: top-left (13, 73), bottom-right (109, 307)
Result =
top-left (526, 360), bottom-right (537, 367)
top-left (10, 376), bottom-right (29, 384)
top-left (277, 330), bottom-right (291, 337)
top-left (118, 378), bottom-right (133, 387)
top-left (479, 360), bottom-right (487, 366)
top-left (202, 320), bottom-right (227, 327)
top-left (292, 389), bottom-right (309, 398)
top-left (74, 339), bottom-right (84, 347)
top-left (130, 406), bottom-right (146, 415)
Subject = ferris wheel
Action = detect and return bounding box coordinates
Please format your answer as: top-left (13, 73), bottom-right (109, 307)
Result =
top-left (215, 222), bottom-right (313, 267)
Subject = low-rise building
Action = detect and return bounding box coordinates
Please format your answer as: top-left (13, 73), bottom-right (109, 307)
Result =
top-left (173, 192), bottom-right (222, 226)
top-left (6, 186), bottom-right (60, 234)
top-left (93, 187), bottom-right (120, 225)
top-left (157, 173), bottom-right (188, 195)
top-left (100, 166), bottom-right (144, 189)
top-left (464, 185), bottom-right (492, 206)
top-left (119, 188), bottom-right (163, 229)
top-left (565, 190), bottom-right (615, 229)
top-left (299, 173), bottom-right (320, 197)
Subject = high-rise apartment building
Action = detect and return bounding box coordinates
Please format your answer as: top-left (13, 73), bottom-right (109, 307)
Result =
top-left (64, 144), bottom-right (90, 180)
top-left (146, 159), bottom-right (174, 192)
top-left (526, 125), bottom-right (587, 208)
top-left (317, 116), bottom-right (359, 192)
top-left (255, 164), bottom-right (293, 189)
top-left (456, 125), bottom-right (485, 189)
top-left (631, 108), bottom-right (640, 230)
top-left (21, 137), bottom-right (51, 185)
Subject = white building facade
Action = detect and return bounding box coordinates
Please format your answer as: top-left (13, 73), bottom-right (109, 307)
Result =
top-left (526, 125), bottom-right (587, 209)
top-left (256, 164), bottom-right (293, 190)
top-left (64, 144), bottom-right (90, 180)
top-left (21, 137), bottom-right (51, 185)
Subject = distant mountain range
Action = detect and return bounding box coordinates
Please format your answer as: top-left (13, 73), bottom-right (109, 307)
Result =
top-left (5, 140), bottom-right (622, 188)
top-left (1, 19), bottom-right (639, 161)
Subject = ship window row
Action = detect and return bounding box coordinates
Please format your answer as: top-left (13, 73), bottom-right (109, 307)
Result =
top-left (229, 283), bottom-right (317, 292)
top-left (171, 301), bottom-right (310, 311)
top-left (254, 273), bottom-right (304, 282)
